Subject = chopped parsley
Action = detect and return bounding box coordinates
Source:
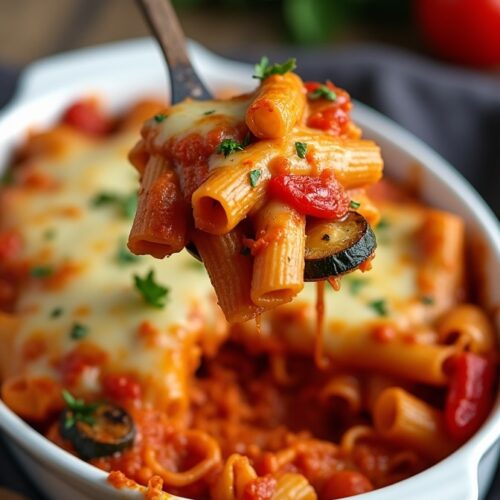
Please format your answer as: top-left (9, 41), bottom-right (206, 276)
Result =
top-left (134, 269), bottom-right (169, 308)
top-left (217, 138), bottom-right (246, 157)
top-left (70, 323), bottom-right (89, 340)
top-left (253, 56), bottom-right (297, 81)
top-left (347, 277), bottom-right (368, 295)
top-left (307, 84), bottom-right (337, 102)
top-left (62, 390), bottom-right (98, 429)
top-left (248, 169), bottom-right (262, 188)
top-left (153, 113), bottom-right (167, 123)
top-left (349, 200), bottom-right (361, 209)
top-left (369, 299), bottom-right (388, 316)
top-left (91, 192), bottom-right (137, 219)
top-left (31, 266), bottom-right (53, 278)
top-left (0, 170), bottom-right (13, 186)
top-left (115, 241), bottom-right (139, 265)
top-left (295, 141), bottom-right (308, 159)
top-left (421, 295), bottom-right (435, 305)
top-left (187, 259), bottom-right (204, 271)
top-left (377, 217), bottom-right (390, 230)
top-left (203, 109), bottom-right (216, 115)
top-left (50, 307), bottom-right (63, 319)
top-left (43, 228), bottom-right (56, 240)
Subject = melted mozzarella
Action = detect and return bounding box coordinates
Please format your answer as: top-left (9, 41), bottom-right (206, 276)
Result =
top-left (146, 97), bottom-right (250, 150)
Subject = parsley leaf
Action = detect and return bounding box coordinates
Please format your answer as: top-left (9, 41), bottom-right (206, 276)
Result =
top-left (0, 170), bottom-right (13, 186)
top-left (91, 192), bottom-right (137, 219)
top-left (134, 269), bottom-right (169, 308)
top-left (116, 241), bottom-right (139, 265)
top-left (349, 200), bottom-right (361, 209)
top-left (295, 141), bottom-right (308, 159)
top-left (347, 277), bottom-right (368, 296)
top-left (377, 217), bottom-right (390, 230)
top-left (307, 84), bottom-right (337, 101)
top-left (248, 169), bottom-right (261, 188)
top-left (421, 295), bottom-right (435, 305)
top-left (43, 228), bottom-right (56, 240)
top-left (369, 299), bottom-right (388, 316)
top-left (50, 307), bottom-right (63, 318)
top-left (253, 56), bottom-right (297, 81)
top-left (217, 138), bottom-right (246, 157)
top-left (31, 266), bottom-right (53, 278)
top-left (154, 113), bottom-right (167, 123)
top-left (70, 323), bottom-right (89, 340)
top-left (203, 109), bottom-right (216, 115)
top-left (62, 390), bottom-right (98, 429)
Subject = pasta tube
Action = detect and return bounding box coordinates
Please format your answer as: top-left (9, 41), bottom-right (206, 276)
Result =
top-left (251, 201), bottom-right (306, 307)
top-left (374, 387), bottom-right (457, 460)
top-left (128, 155), bottom-right (187, 258)
top-left (246, 73), bottom-right (306, 139)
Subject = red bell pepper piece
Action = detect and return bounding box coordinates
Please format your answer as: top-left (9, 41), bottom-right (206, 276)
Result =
top-left (62, 100), bottom-right (112, 136)
top-left (267, 171), bottom-right (349, 219)
top-left (445, 352), bottom-right (496, 442)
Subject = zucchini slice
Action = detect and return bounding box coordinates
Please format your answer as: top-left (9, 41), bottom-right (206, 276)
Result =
top-left (304, 211), bottom-right (376, 281)
top-left (60, 403), bottom-right (135, 459)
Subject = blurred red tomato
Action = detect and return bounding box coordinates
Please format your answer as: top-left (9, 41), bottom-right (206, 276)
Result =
top-left (415, 0), bottom-right (500, 66)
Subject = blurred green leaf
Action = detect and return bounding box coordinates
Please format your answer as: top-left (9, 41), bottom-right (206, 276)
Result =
top-left (283, 0), bottom-right (349, 44)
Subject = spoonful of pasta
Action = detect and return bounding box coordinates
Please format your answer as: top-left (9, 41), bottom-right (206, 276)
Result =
top-left (136, 0), bottom-right (212, 102)
top-left (129, 0), bottom-right (383, 323)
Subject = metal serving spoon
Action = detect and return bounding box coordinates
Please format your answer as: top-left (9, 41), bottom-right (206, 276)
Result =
top-left (136, 0), bottom-right (212, 103)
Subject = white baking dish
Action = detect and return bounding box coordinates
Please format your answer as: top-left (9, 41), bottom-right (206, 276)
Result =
top-left (0, 38), bottom-right (498, 500)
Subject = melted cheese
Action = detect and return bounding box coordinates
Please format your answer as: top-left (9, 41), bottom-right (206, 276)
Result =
top-left (146, 96), bottom-right (250, 150)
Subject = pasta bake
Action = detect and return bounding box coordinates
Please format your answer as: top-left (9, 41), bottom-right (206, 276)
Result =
top-left (0, 61), bottom-right (497, 500)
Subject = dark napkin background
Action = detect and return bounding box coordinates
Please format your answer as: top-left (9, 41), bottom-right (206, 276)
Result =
top-left (0, 44), bottom-right (498, 499)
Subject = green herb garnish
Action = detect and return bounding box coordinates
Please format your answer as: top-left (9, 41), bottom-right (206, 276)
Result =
top-left (154, 113), bottom-right (167, 123)
top-left (217, 138), bottom-right (246, 157)
top-left (62, 390), bottom-right (98, 429)
top-left (248, 169), bottom-right (262, 188)
top-left (70, 323), bottom-right (89, 340)
top-left (350, 200), bottom-right (361, 209)
top-left (369, 299), bottom-right (388, 316)
top-left (31, 266), bottom-right (53, 278)
top-left (50, 307), bottom-right (63, 318)
top-left (91, 192), bottom-right (137, 219)
top-left (0, 170), bottom-right (13, 186)
top-left (43, 228), bottom-right (56, 241)
top-left (421, 295), bottom-right (435, 305)
top-left (116, 241), bottom-right (139, 265)
top-left (295, 141), bottom-right (308, 159)
top-left (307, 84), bottom-right (337, 101)
top-left (134, 269), bottom-right (169, 308)
top-left (203, 109), bottom-right (216, 115)
top-left (347, 277), bottom-right (368, 296)
top-left (253, 56), bottom-right (297, 81)
top-left (377, 217), bottom-right (390, 230)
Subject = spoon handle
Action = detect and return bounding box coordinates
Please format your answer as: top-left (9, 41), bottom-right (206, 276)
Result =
top-left (137, 0), bottom-right (212, 103)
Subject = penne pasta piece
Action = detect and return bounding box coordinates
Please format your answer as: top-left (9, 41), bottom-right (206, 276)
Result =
top-left (417, 209), bottom-right (465, 315)
top-left (374, 387), bottom-right (457, 460)
top-left (251, 201), bottom-right (306, 307)
top-left (128, 155), bottom-right (187, 258)
top-left (319, 374), bottom-right (362, 415)
top-left (191, 227), bottom-right (264, 323)
top-left (362, 373), bottom-right (400, 412)
top-left (345, 188), bottom-right (381, 226)
top-left (128, 139), bottom-right (150, 176)
top-left (437, 304), bottom-right (496, 354)
top-left (246, 73), bottom-right (306, 139)
top-left (192, 141), bottom-right (275, 234)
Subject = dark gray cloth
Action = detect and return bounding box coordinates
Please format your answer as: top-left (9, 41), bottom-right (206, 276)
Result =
top-left (0, 45), bottom-right (498, 499)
